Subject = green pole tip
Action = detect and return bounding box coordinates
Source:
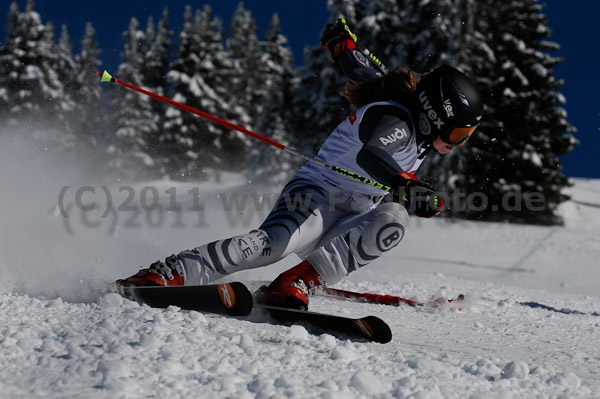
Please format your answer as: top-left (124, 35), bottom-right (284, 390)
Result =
top-left (101, 70), bottom-right (113, 83)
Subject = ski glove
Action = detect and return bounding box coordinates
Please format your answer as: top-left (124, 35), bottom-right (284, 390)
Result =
top-left (390, 172), bottom-right (444, 218)
top-left (320, 18), bottom-right (357, 60)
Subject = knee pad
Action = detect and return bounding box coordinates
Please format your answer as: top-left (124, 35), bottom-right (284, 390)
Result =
top-left (369, 202), bottom-right (409, 253)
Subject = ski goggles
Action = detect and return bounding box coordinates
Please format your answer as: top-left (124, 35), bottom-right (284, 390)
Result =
top-left (440, 124), bottom-right (479, 146)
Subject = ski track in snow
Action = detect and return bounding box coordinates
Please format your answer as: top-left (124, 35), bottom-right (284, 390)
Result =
top-left (1, 171), bottom-right (600, 398)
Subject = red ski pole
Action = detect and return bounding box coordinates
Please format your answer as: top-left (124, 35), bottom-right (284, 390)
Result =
top-left (98, 71), bottom-right (391, 192)
top-left (321, 287), bottom-right (464, 310)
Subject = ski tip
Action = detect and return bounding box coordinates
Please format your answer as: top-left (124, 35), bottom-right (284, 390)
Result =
top-left (221, 282), bottom-right (254, 316)
top-left (356, 316), bottom-right (392, 344)
top-left (100, 70), bottom-right (113, 83)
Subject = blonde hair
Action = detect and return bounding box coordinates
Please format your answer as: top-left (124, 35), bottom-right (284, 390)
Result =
top-left (341, 67), bottom-right (419, 109)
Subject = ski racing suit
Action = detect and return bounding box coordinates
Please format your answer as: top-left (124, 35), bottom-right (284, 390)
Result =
top-left (175, 49), bottom-right (430, 286)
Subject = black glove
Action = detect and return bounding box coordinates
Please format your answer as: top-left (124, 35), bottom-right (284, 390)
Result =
top-left (391, 172), bottom-right (444, 218)
top-left (320, 18), bottom-right (357, 60)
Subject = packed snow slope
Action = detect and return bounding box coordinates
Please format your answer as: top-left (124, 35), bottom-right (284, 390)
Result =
top-left (1, 146), bottom-right (599, 398)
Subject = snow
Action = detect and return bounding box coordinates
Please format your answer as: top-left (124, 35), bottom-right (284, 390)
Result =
top-left (1, 144), bottom-right (600, 398)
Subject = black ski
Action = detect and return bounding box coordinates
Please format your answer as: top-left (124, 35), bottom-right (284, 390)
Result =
top-left (116, 283), bottom-right (254, 316)
top-left (256, 304), bottom-right (392, 344)
top-left (116, 283), bottom-right (392, 343)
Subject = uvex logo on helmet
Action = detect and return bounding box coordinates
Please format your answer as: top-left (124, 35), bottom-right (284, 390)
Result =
top-left (442, 98), bottom-right (454, 118)
top-left (418, 91), bottom-right (445, 130)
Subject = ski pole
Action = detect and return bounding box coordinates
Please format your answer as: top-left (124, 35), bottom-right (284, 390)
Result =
top-left (98, 71), bottom-right (391, 191)
top-left (320, 287), bottom-right (464, 310)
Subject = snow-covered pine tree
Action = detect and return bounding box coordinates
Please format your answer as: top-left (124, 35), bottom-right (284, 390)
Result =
top-left (141, 13), bottom-right (171, 101)
top-left (435, 0), bottom-right (577, 225)
top-left (161, 6), bottom-right (202, 179)
top-left (53, 24), bottom-right (78, 148)
top-left (227, 2), bottom-right (266, 129)
top-left (141, 9), bottom-right (173, 176)
top-left (73, 22), bottom-right (104, 155)
top-left (195, 5), bottom-right (231, 109)
top-left (0, 0), bottom-right (70, 141)
top-left (141, 11), bottom-right (171, 94)
top-left (163, 5), bottom-right (245, 180)
top-left (105, 17), bottom-right (159, 180)
top-left (247, 13), bottom-right (299, 185)
top-left (194, 4), bottom-right (248, 177)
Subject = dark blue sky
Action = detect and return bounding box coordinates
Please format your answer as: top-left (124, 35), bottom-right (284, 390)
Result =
top-left (3, 0), bottom-right (597, 178)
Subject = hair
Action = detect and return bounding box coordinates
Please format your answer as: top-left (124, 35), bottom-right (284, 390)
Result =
top-left (341, 67), bottom-right (419, 109)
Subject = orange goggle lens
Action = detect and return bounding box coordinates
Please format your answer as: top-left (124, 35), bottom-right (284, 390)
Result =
top-left (447, 126), bottom-right (478, 145)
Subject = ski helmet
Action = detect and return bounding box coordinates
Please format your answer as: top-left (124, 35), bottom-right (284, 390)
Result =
top-left (414, 65), bottom-right (483, 145)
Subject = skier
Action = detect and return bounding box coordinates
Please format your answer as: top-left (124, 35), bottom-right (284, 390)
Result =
top-left (116, 20), bottom-right (484, 310)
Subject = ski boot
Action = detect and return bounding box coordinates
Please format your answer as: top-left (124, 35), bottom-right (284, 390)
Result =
top-left (255, 260), bottom-right (324, 310)
top-left (116, 255), bottom-right (185, 287)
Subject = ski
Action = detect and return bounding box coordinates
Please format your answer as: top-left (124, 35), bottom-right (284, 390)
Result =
top-left (255, 304), bottom-right (392, 344)
top-left (319, 287), bottom-right (465, 311)
top-left (116, 282), bottom-right (392, 343)
top-left (116, 283), bottom-right (254, 316)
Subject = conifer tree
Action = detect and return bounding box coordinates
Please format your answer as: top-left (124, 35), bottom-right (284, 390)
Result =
top-left (74, 22), bottom-right (104, 154)
top-left (455, 0), bottom-right (576, 224)
top-left (419, 0), bottom-right (576, 225)
top-left (163, 5), bottom-right (245, 180)
top-left (161, 6), bottom-right (202, 179)
top-left (260, 14), bottom-right (296, 95)
top-left (195, 5), bottom-right (248, 175)
top-left (140, 9), bottom-right (173, 175)
top-left (248, 13), bottom-right (299, 185)
top-left (0, 0), bottom-right (68, 138)
top-left (195, 5), bottom-right (231, 103)
top-left (53, 24), bottom-right (78, 146)
top-left (106, 17), bottom-right (158, 180)
top-left (142, 9), bottom-right (172, 98)
top-left (227, 3), bottom-right (265, 127)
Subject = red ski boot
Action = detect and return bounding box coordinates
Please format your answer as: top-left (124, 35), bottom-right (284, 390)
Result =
top-left (256, 260), bottom-right (324, 310)
top-left (116, 255), bottom-right (185, 287)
